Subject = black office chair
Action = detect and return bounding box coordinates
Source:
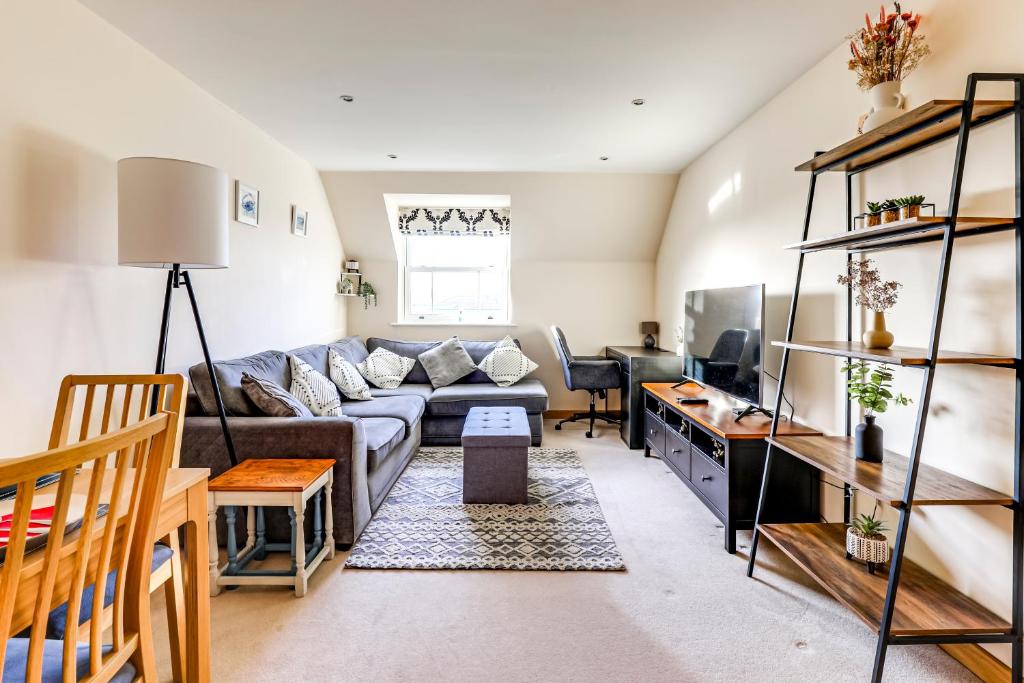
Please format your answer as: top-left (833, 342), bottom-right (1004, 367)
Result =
top-left (551, 326), bottom-right (621, 438)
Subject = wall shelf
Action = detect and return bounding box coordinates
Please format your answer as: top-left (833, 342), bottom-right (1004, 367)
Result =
top-left (785, 216), bottom-right (1017, 253)
top-left (770, 340), bottom-right (1017, 367)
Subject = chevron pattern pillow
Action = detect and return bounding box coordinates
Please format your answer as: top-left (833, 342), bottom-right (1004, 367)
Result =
top-left (478, 336), bottom-right (538, 387)
top-left (329, 348), bottom-right (372, 400)
top-left (288, 355), bottom-right (343, 417)
top-left (357, 348), bottom-right (416, 389)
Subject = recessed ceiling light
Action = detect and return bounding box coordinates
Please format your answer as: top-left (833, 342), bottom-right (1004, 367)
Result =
top-left (632, 98), bottom-right (645, 106)
top-left (599, 156), bottom-right (609, 161)
top-left (339, 94), bottom-right (354, 102)
top-left (387, 154), bottom-right (398, 159)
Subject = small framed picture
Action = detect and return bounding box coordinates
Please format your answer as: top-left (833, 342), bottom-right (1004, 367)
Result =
top-left (235, 181), bottom-right (260, 227)
top-left (337, 271), bottom-right (361, 295)
top-left (291, 205), bottom-right (309, 237)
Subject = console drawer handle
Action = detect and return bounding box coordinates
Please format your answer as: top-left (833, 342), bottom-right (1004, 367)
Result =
top-left (701, 475), bottom-right (712, 482)
top-left (671, 448), bottom-right (682, 454)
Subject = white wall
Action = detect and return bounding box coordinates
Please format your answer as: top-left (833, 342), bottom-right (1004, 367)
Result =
top-left (655, 0), bottom-right (1023, 665)
top-left (321, 172), bottom-right (678, 409)
top-left (0, 0), bottom-right (346, 457)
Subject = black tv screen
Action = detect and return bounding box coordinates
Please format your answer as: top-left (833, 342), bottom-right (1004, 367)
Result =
top-left (682, 284), bottom-right (764, 406)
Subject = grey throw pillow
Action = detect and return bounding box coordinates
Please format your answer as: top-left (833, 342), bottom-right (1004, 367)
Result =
top-left (418, 336), bottom-right (478, 388)
top-left (241, 373), bottom-right (313, 418)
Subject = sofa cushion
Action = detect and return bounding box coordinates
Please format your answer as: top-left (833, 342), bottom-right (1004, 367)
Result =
top-left (289, 356), bottom-right (343, 417)
top-left (478, 335), bottom-right (539, 387)
top-left (287, 343), bottom-right (330, 376)
top-left (329, 336), bottom-right (370, 365)
top-left (241, 373), bottom-right (312, 418)
top-left (458, 338), bottom-right (522, 383)
top-left (363, 417), bottom-right (405, 471)
top-left (341, 395), bottom-right (425, 438)
top-left (329, 348), bottom-right (372, 400)
top-left (366, 338), bottom-right (439, 384)
top-left (426, 378), bottom-right (548, 416)
top-left (419, 337), bottom-right (478, 388)
top-left (369, 384), bottom-right (434, 403)
top-left (190, 350), bottom-right (290, 417)
top-left (358, 348), bottom-right (417, 389)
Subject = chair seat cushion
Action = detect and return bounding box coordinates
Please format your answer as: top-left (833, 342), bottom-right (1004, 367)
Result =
top-left (3, 638), bottom-right (136, 683)
top-left (363, 417), bottom-right (406, 471)
top-left (427, 379), bottom-right (548, 416)
top-left (340, 395), bottom-right (425, 439)
top-left (47, 543), bottom-right (174, 639)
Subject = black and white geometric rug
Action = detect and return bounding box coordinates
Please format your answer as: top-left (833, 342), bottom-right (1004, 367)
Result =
top-left (345, 448), bottom-right (626, 571)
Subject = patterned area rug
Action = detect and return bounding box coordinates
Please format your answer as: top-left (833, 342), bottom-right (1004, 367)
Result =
top-left (345, 447), bottom-right (625, 571)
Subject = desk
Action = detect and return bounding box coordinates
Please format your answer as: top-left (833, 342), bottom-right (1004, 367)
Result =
top-left (605, 346), bottom-right (682, 449)
top-left (7, 468), bottom-right (211, 682)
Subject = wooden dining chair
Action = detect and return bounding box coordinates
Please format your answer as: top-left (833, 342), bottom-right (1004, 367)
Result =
top-left (44, 375), bottom-right (189, 679)
top-left (0, 410), bottom-right (179, 681)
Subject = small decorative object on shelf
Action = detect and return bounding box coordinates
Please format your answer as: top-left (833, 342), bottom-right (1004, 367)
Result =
top-left (865, 200), bottom-right (884, 227)
top-left (640, 321), bottom-right (659, 349)
top-left (848, 3), bottom-right (929, 133)
top-left (337, 271), bottom-right (360, 296)
top-left (879, 198), bottom-right (900, 224)
top-left (840, 360), bottom-right (912, 462)
top-left (344, 260), bottom-right (360, 273)
top-left (846, 511), bottom-right (890, 574)
top-left (837, 258), bottom-right (901, 349)
top-left (896, 194), bottom-right (925, 220)
top-left (358, 281), bottom-right (377, 309)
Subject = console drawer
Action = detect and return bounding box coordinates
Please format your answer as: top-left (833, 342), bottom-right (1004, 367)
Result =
top-left (644, 409), bottom-right (665, 457)
top-left (664, 425), bottom-right (690, 478)
top-left (691, 451), bottom-right (727, 514)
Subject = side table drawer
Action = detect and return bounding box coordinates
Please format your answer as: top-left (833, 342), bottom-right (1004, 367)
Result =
top-left (691, 451), bottom-right (727, 514)
top-left (644, 409), bottom-right (666, 457)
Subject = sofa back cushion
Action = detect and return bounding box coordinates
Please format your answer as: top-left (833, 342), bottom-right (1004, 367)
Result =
top-left (329, 336), bottom-right (370, 366)
top-left (286, 343), bottom-right (330, 376)
top-left (366, 338), bottom-right (522, 385)
top-left (189, 349), bottom-right (290, 417)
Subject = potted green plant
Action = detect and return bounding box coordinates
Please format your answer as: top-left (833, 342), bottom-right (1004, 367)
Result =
top-left (358, 281), bottom-right (378, 309)
top-left (880, 198), bottom-right (900, 223)
top-left (898, 194), bottom-right (925, 221)
top-left (837, 258), bottom-right (902, 349)
top-left (846, 511), bottom-right (890, 574)
top-left (865, 201), bottom-right (884, 228)
top-left (840, 360), bottom-right (912, 462)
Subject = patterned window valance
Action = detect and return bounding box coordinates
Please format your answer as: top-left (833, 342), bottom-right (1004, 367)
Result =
top-left (397, 207), bottom-right (510, 237)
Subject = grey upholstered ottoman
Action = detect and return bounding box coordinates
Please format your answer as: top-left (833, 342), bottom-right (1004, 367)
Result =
top-left (461, 406), bottom-right (531, 504)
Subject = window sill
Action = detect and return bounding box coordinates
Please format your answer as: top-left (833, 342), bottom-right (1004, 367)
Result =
top-left (391, 321), bottom-right (516, 327)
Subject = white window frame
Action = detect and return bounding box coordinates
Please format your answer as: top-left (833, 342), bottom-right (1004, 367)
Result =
top-left (400, 235), bottom-right (511, 325)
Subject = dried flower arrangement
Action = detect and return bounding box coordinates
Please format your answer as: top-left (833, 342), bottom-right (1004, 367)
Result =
top-left (837, 259), bottom-right (902, 312)
top-left (848, 3), bottom-right (930, 90)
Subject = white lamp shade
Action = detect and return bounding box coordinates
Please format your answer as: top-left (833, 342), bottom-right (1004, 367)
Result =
top-left (118, 157), bottom-right (229, 268)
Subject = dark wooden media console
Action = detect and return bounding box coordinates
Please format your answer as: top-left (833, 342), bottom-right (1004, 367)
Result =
top-left (642, 382), bottom-right (821, 553)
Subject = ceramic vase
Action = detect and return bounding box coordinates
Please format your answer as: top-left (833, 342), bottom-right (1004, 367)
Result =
top-left (862, 311), bottom-right (894, 349)
top-left (862, 81), bottom-right (906, 133)
top-left (855, 415), bottom-right (884, 463)
top-left (846, 526), bottom-right (889, 574)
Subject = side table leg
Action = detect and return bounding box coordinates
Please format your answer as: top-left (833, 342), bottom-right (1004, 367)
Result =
top-left (325, 471), bottom-right (335, 559)
top-left (207, 498), bottom-right (221, 597)
top-left (255, 506), bottom-right (266, 561)
top-left (246, 505), bottom-right (256, 552)
top-left (313, 490), bottom-right (323, 555)
top-left (288, 508), bottom-right (297, 573)
top-left (293, 493), bottom-right (307, 597)
top-left (224, 505), bottom-right (238, 575)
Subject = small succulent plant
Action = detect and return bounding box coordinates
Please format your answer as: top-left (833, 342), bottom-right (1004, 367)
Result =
top-left (850, 512), bottom-right (888, 539)
top-left (866, 200), bottom-right (884, 213)
top-left (892, 195), bottom-right (925, 207)
top-left (880, 198), bottom-right (899, 210)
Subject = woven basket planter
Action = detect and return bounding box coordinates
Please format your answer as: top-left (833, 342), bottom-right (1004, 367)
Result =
top-left (846, 527), bottom-right (889, 573)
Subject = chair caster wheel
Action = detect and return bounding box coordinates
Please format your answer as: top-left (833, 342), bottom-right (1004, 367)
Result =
top-left (554, 424), bottom-right (561, 430)
top-left (585, 432), bottom-right (593, 438)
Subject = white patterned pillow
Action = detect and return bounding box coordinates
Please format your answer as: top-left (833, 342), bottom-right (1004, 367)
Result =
top-left (357, 348), bottom-right (416, 389)
top-left (329, 348), bottom-right (372, 400)
top-left (288, 355), bottom-right (343, 417)
top-left (478, 336), bottom-right (538, 387)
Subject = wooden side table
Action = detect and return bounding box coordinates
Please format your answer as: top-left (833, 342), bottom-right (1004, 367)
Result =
top-left (208, 459), bottom-right (335, 597)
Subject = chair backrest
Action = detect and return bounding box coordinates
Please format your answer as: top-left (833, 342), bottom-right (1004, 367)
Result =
top-left (0, 412), bottom-right (178, 682)
top-left (708, 329), bottom-right (749, 364)
top-left (550, 326), bottom-right (576, 390)
top-left (49, 374), bottom-right (188, 467)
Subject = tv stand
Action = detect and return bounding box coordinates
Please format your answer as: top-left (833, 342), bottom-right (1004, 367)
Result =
top-left (732, 405), bottom-right (774, 422)
top-left (671, 378), bottom-right (704, 391)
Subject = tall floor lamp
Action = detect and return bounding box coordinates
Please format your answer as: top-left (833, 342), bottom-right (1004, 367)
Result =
top-left (117, 157), bottom-right (238, 466)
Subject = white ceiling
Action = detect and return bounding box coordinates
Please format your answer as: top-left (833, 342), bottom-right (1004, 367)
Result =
top-left (83, 0), bottom-right (861, 173)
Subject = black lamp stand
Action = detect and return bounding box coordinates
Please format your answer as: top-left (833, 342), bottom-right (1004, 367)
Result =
top-left (154, 264), bottom-right (238, 467)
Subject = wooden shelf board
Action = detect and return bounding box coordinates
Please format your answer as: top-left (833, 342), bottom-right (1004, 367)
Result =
top-left (785, 216), bottom-right (1016, 253)
top-left (768, 435), bottom-right (1012, 507)
top-left (771, 340), bottom-right (1016, 367)
top-left (795, 100), bottom-right (1015, 173)
top-left (758, 523), bottom-right (1011, 636)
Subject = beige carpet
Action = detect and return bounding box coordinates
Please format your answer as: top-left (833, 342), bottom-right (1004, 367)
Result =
top-left (151, 420), bottom-right (976, 682)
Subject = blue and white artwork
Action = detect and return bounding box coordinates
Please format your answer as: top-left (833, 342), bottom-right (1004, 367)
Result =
top-left (291, 206), bottom-right (308, 237)
top-left (235, 181), bottom-right (259, 227)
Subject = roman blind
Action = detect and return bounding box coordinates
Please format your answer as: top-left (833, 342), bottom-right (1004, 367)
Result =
top-left (397, 207), bottom-right (510, 237)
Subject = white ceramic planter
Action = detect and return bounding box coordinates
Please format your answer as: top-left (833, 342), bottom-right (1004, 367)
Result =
top-left (863, 81), bottom-right (906, 133)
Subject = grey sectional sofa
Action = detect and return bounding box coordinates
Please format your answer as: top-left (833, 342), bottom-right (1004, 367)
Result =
top-left (180, 335), bottom-right (547, 545)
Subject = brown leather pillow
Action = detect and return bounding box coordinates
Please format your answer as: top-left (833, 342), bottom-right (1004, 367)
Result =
top-left (241, 373), bottom-right (313, 418)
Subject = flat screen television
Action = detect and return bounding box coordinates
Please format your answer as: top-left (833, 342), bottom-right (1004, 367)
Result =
top-left (682, 284), bottom-right (765, 407)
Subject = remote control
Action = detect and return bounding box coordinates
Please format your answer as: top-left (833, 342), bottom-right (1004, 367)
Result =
top-left (676, 397), bottom-right (710, 405)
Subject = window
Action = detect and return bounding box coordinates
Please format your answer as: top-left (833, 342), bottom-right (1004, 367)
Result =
top-left (403, 234), bottom-right (510, 324)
